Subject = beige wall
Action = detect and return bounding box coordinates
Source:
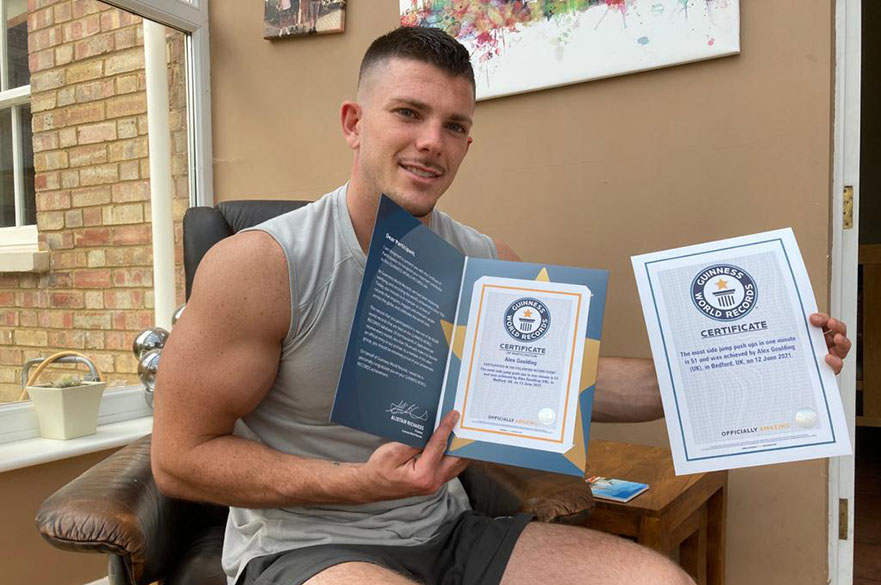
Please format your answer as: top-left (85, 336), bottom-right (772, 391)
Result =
top-left (210, 2), bottom-right (834, 584)
top-left (0, 450), bottom-right (116, 585)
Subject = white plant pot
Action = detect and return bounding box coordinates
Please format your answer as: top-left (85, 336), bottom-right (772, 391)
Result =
top-left (26, 382), bottom-right (107, 440)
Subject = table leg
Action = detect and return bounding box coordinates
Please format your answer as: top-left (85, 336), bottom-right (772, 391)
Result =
top-left (679, 507), bottom-right (708, 585)
top-left (638, 515), bottom-right (666, 553)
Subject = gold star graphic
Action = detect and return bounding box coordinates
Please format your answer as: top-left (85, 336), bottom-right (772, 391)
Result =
top-left (715, 279), bottom-right (729, 290)
top-left (523, 309), bottom-right (533, 318)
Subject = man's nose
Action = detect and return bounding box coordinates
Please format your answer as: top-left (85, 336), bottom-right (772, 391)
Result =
top-left (415, 123), bottom-right (444, 155)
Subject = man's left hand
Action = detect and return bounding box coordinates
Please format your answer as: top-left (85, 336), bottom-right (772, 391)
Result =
top-left (809, 313), bottom-right (852, 375)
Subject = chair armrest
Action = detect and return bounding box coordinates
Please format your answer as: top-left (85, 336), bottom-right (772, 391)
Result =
top-left (35, 435), bottom-right (227, 585)
top-left (459, 462), bottom-right (594, 525)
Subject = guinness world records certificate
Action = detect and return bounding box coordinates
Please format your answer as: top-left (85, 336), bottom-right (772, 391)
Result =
top-left (450, 277), bottom-right (589, 453)
top-left (632, 228), bottom-right (851, 475)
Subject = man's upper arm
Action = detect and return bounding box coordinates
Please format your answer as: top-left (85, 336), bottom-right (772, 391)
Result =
top-left (493, 238), bottom-right (521, 261)
top-left (152, 231), bottom-right (291, 465)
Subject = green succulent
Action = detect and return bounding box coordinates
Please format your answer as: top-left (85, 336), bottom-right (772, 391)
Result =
top-left (52, 375), bottom-right (85, 388)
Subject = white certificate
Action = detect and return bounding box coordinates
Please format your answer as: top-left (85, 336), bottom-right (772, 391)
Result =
top-left (452, 276), bottom-right (590, 453)
top-left (631, 228), bottom-right (851, 475)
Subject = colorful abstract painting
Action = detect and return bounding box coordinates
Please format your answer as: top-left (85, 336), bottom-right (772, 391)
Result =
top-left (400, 0), bottom-right (740, 100)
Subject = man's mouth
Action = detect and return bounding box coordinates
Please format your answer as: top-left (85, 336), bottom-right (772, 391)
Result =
top-left (400, 163), bottom-right (443, 179)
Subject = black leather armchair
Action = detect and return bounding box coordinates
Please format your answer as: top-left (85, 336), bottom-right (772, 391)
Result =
top-left (35, 200), bottom-right (596, 585)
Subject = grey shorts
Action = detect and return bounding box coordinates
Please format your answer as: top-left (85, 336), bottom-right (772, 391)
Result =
top-left (237, 511), bottom-right (533, 585)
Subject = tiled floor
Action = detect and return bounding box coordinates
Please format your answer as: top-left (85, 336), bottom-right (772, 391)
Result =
top-left (856, 426), bottom-right (881, 584)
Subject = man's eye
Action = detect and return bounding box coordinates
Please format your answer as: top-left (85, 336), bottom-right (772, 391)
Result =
top-left (447, 123), bottom-right (467, 134)
top-left (396, 108), bottom-right (416, 118)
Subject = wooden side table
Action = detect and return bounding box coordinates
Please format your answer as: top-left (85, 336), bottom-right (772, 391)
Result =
top-left (582, 440), bottom-right (727, 585)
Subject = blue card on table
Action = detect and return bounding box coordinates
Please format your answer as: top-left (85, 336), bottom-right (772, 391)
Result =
top-left (586, 476), bottom-right (650, 503)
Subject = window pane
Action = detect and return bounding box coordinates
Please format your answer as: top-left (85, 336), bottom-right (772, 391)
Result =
top-left (0, 109), bottom-right (13, 227)
top-left (6, 0), bottom-right (29, 89)
top-left (19, 104), bottom-right (34, 224)
top-left (167, 27), bottom-right (192, 303)
top-left (0, 7), bottom-right (195, 406)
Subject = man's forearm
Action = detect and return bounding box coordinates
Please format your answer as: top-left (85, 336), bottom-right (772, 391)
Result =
top-left (153, 434), bottom-right (372, 508)
top-left (592, 357), bottom-right (664, 423)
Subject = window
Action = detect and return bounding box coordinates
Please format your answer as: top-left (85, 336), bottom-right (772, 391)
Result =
top-left (0, 0), bottom-right (36, 228)
top-left (105, 0), bottom-right (213, 207)
top-left (0, 0), bottom-right (213, 444)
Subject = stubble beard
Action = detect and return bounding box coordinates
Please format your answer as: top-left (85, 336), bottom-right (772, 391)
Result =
top-left (357, 151), bottom-right (445, 220)
top-left (381, 187), bottom-right (437, 220)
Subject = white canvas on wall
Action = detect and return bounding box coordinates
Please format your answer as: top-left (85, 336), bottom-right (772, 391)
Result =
top-left (400, 0), bottom-right (740, 100)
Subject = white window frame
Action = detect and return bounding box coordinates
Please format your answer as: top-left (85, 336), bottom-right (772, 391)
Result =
top-left (0, 0), bottom-right (214, 451)
top-left (0, 0), bottom-right (34, 239)
top-left (103, 0), bottom-right (214, 207)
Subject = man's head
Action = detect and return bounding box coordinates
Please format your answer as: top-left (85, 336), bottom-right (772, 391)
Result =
top-left (358, 26), bottom-right (475, 100)
top-left (342, 27), bottom-right (476, 220)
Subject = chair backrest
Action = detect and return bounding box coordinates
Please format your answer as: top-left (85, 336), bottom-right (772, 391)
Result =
top-left (182, 200), bottom-right (308, 299)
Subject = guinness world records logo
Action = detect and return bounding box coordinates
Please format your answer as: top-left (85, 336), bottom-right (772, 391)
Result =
top-left (691, 264), bottom-right (757, 321)
top-left (504, 298), bottom-right (551, 342)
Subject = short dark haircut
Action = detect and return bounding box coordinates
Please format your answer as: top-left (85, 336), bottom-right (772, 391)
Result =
top-left (359, 26), bottom-right (475, 94)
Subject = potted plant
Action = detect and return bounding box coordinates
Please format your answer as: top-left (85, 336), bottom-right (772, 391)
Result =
top-left (26, 374), bottom-right (107, 440)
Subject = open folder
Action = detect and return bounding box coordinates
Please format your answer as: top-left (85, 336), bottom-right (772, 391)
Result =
top-left (331, 195), bottom-right (609, 476)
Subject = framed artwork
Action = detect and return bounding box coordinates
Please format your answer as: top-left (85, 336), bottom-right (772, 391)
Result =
top-left (400, 0), bottom-right (740, 100)
top-left (264, 0), bottom-right (346, 39)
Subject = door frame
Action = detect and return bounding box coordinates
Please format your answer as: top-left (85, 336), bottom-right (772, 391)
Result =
top-left (829, 0), bottom-right (860, 583)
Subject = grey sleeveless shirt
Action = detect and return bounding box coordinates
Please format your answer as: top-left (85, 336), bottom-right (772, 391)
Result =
top-left (222, 184), bottom-right (498, 583)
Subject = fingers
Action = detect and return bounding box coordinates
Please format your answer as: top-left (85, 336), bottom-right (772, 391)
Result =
top-left (810, 314), bottom-right (832, 349)
top-left (809, 312), bottom-right (829, 327)
top-left (366, 414), bottom-right (468, 500)
top-left (825, 353), bottom-right (844, 375)
top-left (811, 313), bottom-right (851, 358)
top-left (438, 454), bottom-right (470, 480)
top-left (811, 314), bottom-right (851, 374)
top-left (826, 317), bottom-right (847, 338)
top-left (811, 313), bottom-right (847, 335)
top-left (421, 410), bottom-right (459, 469)
top-left (833, 333), bottom-right (852, 359)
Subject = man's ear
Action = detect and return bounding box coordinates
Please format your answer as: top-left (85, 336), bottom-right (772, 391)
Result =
top-left (340, 101), bottom-right (362, 150)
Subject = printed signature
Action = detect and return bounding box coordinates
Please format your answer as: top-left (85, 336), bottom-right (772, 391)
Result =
top-left (386, 400), bottom-right (429, 421)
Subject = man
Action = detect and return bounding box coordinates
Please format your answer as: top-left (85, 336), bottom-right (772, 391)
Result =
top-left (152, 27), bottom-right (851, 585)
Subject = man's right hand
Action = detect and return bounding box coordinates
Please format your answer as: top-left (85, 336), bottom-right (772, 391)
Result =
top-left (358, 410), bottom-right (470, 501)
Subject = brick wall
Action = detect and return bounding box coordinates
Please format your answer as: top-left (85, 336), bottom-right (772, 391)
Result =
top-left (0, 0), bottom-right (189, 402)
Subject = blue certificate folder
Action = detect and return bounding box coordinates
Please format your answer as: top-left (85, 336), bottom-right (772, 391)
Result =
top-left (331, 195), bottom-right (608, 476)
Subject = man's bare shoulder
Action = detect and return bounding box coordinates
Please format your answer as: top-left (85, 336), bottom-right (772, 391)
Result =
top-left (493, 238), bottom-right (521, 262)
top-left (188, 230), bottom-right (290, 341)
top-left (152, 231), bottom-right (291, 488)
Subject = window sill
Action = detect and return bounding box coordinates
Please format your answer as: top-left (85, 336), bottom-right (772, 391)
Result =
top-left (0, 249), bottom-right (50, 272)
top-left (0, 226), bottom-right (49, 273)
top-left (0, 384), bottom-right (153, 443)
top-left (0, 416), bottom-right (153, 473)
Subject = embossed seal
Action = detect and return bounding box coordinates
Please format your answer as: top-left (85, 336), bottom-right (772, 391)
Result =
top-left (795, 408), bottom-right (819, 429)
top-left (538, 407), bottom-right (556, 425)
